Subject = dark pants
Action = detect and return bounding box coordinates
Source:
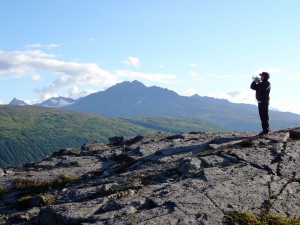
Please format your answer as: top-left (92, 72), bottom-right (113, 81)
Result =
top-left (258, 101), bottom-right (269, 132)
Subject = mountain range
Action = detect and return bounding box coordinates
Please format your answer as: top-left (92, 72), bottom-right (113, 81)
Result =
top-left (63, 80), bottom-right (300, 131)
top-left (9, 80), bottom-right (300, 131)
top-left (10, 97), bottom-right (76, 108)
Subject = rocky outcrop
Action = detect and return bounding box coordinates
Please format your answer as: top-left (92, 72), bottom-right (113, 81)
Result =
top-left (1, 128), bottom-right (300, 224)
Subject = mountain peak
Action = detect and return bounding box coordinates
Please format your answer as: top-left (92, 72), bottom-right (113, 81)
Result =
top-left (9, 98), bottom-right (27, 106)
top-left (132, 80), bottom-right (146, 86)
top-left (109, 80), bottom-right (146, 90)
top-left (103, 80), bottom-right (148, 97)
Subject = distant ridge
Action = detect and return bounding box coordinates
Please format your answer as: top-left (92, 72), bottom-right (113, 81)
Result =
top-left (35, 97), bottom-right (76, 107)
top-left (64, 80), bottom-right (300, 131)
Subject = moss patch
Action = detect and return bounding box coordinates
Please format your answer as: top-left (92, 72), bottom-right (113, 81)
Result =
top-left (225, 211), bottom-right (300, 225)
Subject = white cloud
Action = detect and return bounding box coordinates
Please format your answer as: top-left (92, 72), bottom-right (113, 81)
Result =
top-left (189, 63), bottom-right (198, 68)
top-left (122, 57), bottom-right (140, 67)
top-left (67, 85), bottom-right (97, 99)
top-left (33, 62), bottom-right (118, 100)
top-left (180, 88), bottom-right (198, 96)
top-left (206, 90), bottom-right (300, 114)
top-left (0, 99), bottom-right (4, 104)
top-left (0, 50), bottom-right (118, 100)
top-left (25, 44), bottom-right (42, 49)
top-left (115, 70), bottom-right (176, 84)
top-left (0, 50), bottom-right (177, 101)
top-left (189, 71), bottom-right (204, 81)
top-left (208, 90), bottom-right (257, 105)
top-left (31, 74), bottom-right (41, 81)
top-left (25, 43), bottom-right (59, 50)
top-left (68, 85), bottom-right (79, 96)
top-left (88, 38), bottom-right (96, 41)
top-left (24, 98), bottom-right (39, 105)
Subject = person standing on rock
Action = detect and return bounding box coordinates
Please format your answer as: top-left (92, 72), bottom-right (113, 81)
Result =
top-left (250, 72), bottom-right (271, 135)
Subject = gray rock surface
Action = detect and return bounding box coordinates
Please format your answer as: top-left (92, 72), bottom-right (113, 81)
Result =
top-left (1, 128), bottom-right (300, 224)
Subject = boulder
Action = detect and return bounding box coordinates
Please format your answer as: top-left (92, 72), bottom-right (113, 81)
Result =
top-left (109, 136), bottom-right (124, 146)
top-left (289, 128), bottom-right (300, 140)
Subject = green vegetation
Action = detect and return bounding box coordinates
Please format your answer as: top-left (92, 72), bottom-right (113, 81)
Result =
top-left (225, 211), bottom-right (300, 225)
top-left (12, 177), bottom-right (40, 191)
top-left (0, 106), bottom-right (226, 168)
top-left (11, 174), bottom-right (78, 193)
top-left (18, 192), bottom-right (57, 208)
top-left (1, 175), bottom-right (77, 210)
top-left (0, 105), bottom-right (155, 168)
top-left (123, 116), bottom-right (228, 134)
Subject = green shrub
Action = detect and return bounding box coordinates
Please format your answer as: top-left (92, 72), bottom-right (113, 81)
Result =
top-left (11, 174), bottom-right (78, 193)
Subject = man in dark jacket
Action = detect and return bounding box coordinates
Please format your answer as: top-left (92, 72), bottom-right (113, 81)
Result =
top-left (250, 72), bottom-right (271, 135)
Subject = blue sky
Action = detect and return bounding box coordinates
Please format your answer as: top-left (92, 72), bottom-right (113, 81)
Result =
top-left (1, 1), bottom-right (300, 114)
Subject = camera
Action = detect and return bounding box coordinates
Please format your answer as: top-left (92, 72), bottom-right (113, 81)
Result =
top-left (252, 76), bottom-right (261, 83)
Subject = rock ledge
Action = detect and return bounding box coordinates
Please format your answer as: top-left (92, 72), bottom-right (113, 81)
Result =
top-left (1, 128), bottom-right (300, 224)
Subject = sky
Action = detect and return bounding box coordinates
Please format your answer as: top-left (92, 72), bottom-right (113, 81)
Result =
top-left (1, 1), bottom-right (300, 114)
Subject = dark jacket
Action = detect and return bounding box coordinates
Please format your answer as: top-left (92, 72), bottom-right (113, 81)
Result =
top-left (250, 80), bottom-right (271, 102)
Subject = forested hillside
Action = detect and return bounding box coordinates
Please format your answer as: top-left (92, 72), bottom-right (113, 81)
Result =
top-left (0, 106), bottom-right (227, 168)
top-left (0, 106), bottom-right (155, 167)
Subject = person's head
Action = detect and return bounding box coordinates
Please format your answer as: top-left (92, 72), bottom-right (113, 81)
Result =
top-left (259, 72), bottom-right (270, 81)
